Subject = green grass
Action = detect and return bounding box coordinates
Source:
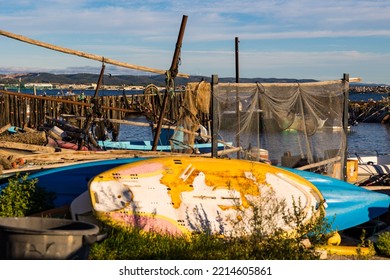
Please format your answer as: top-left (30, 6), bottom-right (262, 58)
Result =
top-left (88, 219), bottom-right (328, 260)
top-left (89, 196), bottom-right (332, 260)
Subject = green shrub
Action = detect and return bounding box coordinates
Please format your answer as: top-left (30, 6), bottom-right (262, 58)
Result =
top-left (0, 173), bottom-right (55, 217)
top-left (376, 231), bottom-right (390, 257)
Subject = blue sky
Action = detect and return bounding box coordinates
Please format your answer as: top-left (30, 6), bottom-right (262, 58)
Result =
top-left (1, 0), bottom-right (390, 84)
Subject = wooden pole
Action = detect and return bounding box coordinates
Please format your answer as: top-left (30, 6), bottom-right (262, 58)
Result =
top-left (0, 29), bottom-right (189, 78)
top-left (152, 15), bottom-right (188, 151)
top-left (92, 63), bottom-right (105, 115)
top-left (94, 64), bottom-right (105, 98)
top-left (211, 74), bottom-right (219, 158)
top-left (80, 64), bottom-right (106, 149)
top-left (296, 156), bottom-right (341, 171)
top-left (235, 37), bottom-right (241, 158)
top-left (342, 73), bottom-right (350, 181)
top-left (215, 78), bottom-right (362, 88)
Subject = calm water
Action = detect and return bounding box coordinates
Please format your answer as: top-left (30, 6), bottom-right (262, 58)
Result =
top-left (118, 115), bottom-right (153, 141)
top-left (347, 122), bottom-right (390, 156)
top-left (349, 92), bottom-right (388, 102)
top-left (118, 116), bottom-right (390, 157)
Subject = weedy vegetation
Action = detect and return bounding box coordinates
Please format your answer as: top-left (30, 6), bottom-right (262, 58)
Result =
top-left (89, 191), bottom-right (332, 260)
top-left (0, 173), bottom-right (55, 217)
top-left (375, 231), bottom-right (390, 257)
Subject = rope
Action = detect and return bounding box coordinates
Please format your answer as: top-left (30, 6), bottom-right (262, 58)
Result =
top-left (165, 70), bottom-right (175, 98)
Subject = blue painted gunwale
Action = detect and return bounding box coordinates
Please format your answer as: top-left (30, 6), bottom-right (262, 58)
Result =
top-left (282, 167), bottom-right (390, 231)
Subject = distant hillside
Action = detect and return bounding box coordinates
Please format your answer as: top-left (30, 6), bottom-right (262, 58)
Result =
top-left (0, 72), bottom-right (318, 87)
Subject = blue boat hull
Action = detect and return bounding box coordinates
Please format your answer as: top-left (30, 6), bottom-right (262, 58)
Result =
top-left (98, 140), bottom-right (228, 154)
top-left (282, 167), bottom-right (390, 231)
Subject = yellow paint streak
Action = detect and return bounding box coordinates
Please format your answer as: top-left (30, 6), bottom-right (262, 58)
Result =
top-left (159, 157), bottom-right (275, 209)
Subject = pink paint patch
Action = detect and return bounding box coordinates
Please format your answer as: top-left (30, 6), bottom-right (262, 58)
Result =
top-left (119, 162), bottom-right (164, 176)
top-left (109, 212), bottom-right (184, 236)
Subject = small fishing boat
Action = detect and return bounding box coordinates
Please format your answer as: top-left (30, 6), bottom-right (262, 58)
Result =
top-left (98, 126), bottom-right (232, 154)
top-left (98, 139), bottom-right (228, 153)
top-left (88, 157), bottom-right (325, 236)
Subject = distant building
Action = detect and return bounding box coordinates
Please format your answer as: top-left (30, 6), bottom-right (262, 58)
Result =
top-left (24, 83), bottom-right (53, 89)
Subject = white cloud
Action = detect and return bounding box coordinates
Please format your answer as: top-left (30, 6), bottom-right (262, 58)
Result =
top-left (1, 0), bottom-right (390, 83)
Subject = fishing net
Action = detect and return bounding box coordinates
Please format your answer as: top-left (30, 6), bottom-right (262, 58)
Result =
top-left (169, 78), bottom-right (348, 179)
top-left (212, 80), bottom-right (348, 180)
top-left (0, 130), bottom-right (47, 146)
top-left (170, 81), bottom-right (211, 153)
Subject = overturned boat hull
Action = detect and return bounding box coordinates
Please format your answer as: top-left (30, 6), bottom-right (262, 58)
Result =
top-left (282, 167), bottom-right (390, 232)
top-left (88, 157), bottom-right (324, 236)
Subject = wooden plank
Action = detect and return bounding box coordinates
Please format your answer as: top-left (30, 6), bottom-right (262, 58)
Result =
top-left (296, 156), bottom-right (341, 170)
top-left (218, 78), bottom-right (361, 88)
top-left (363, 186), bottom-right (390, 191)
top-left (21, 126), bottom-right (37, 133)
top-left (363, 186), bottom-right (390, 196)
top-left (202, 147), bottom-right (242, 157)
top-left (0, 124), bottom-right (11, 134)
top-left (0, 29), bottom-right (189, 78)
top-left (0, 150), bottom-right (195, 172)
top-left (0, 141), bottom-right (58, 153)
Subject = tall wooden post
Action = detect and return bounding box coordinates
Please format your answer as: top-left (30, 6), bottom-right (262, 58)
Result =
top-left (342, 73), bottom-right (350, 181)
top-left (211, 75), bottom-right (219, 158)
top-left (92, 63), bottom-right (105, 115)
top-left (235, 37), bottom-right (240, 83)
top-left (235, 37), bottom-right (241, 158)
top-left (152, 15), bottom-right (188, 151)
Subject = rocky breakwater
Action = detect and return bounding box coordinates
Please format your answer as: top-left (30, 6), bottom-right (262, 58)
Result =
top-left (350, 85), bottom-right (390, 94)
top-left (349, 86), bottom-right (390, 124)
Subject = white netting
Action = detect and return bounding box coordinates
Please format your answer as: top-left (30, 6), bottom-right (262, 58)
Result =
top-left (213, 80), bottom-right (347, 179)
top-left (172, 79), bottom-right (348, 179)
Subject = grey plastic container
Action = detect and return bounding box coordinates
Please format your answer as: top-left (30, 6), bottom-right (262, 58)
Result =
top-left (0, 217), bottom-right (100, 260)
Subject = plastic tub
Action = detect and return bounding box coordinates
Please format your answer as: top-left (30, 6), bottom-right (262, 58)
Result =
top-left (0, 217), bottom-right (99, 260)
